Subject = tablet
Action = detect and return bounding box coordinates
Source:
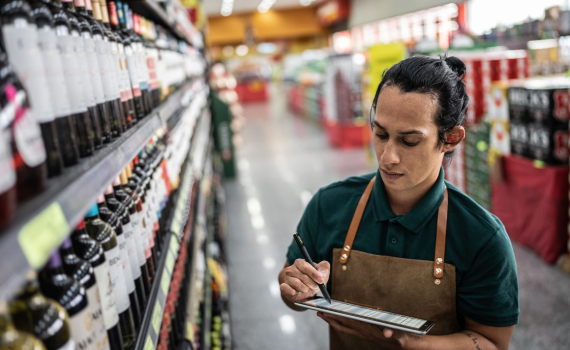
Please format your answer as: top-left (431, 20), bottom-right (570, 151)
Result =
top-left (294, 296), bottom-right (435, 335)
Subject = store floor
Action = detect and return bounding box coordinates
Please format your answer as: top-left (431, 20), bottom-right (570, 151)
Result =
top-left (223, 86), bottom-right (570, 350)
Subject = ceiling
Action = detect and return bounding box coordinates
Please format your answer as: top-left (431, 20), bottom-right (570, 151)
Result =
top-left (203, 0), bottom-right (322, 16)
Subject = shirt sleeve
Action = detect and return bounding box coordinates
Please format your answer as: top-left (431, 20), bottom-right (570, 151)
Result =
top-left (286, 190), bottom-right (321, 266)
top-left (456, 226), bottom-right (520, 327)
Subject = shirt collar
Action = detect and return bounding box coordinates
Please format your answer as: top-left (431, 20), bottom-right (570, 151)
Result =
top-left (372, 166), bottom-right (446, 233)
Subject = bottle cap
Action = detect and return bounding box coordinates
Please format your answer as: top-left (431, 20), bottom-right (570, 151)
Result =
top-left (105, 185), bottom-right (114, 195)
top-left (86, 203), bottom-right (99, 218)
top-left (61, 237), bottom-right (73, 249)
top-left (120, 170), bottom-right (129, 185)
top-left (113, 176), bottom-right (121, 186)
top-left (47, 250), bottom-right (62, 268)
top-left (96, 194), bottom-right (106, 204)
top-left (75, 219), bottom-right (86, 230)
top-left (85, 0), bottom-right (92, 11)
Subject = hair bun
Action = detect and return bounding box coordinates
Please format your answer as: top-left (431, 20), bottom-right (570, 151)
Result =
top-left (444, 56), bottom-right (466, 78)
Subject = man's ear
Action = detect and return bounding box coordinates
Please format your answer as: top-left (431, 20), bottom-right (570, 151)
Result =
top-left (442, 126), bottom-right (465, 153)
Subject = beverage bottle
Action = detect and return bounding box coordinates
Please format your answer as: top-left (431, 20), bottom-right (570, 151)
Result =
top-left (0, 300), bottom-right (46, 350)
top-left (9, 272), bottom-right (75, 350)
top-left (112, 177), bottom-right (152, 294)
top-left (38, 252), bottom-right (96, 350)
top-left (83, 205), bottom-right (136, 348)
top-left (104, 184), bottom-right (149, 303)
top-left (70, 222), bottom-right (123, 350)
top-left (96, 194), bottom-right (143, 323)
top-left (59, 238), bottom-right (110, 350)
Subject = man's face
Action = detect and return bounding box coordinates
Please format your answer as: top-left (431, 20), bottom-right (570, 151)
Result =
top-left (372, 85), bottom-right (445, 192)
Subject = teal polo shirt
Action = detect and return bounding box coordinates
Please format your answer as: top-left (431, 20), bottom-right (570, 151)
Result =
top-left (286, 167), bottom-right (519, 327)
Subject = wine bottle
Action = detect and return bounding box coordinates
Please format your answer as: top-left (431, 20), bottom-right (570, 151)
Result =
top-left (43, 0), bottom-right (95, 160)
top-left (0, 301), bottom-right (46, 350)
top-left (0, 122), bottom-right (16, 228)
top-left (93, 0), bottom-right (133, 129)
top-left (118, 2), bottom-right (151, 114)
top-left (70, 222), bottom-right (123, 350)
top-left (58, 0), bottom-right (103, 150)
top-left (59, 238), bottom-right (110, 350)
top-left (136, 16), bottom-right (160, 107)
top-left (106, 1), bottom-right (145, 119)
top-left (96, 194), bottom-right (142, 325)
top-left (0, 0), bottom-right (62, 179)
top-left (38, 252), bottom-right (97, 350)
top-left (83, 204), bottom-right (136, 348)
top-left (75, 0), bottom-right (123, 138)
top-left (104, 184), bottom-right (149, 304)
top-left (9, 272), bottom-right (74, 350)
top-left (0, 53), bottom-right (47, 202)
top-left (112, 177), bottom-right (151, 296)
top-left (29, 0), bottom-right (81, 171)
top-left (119, 170), bottom-right (155, 281)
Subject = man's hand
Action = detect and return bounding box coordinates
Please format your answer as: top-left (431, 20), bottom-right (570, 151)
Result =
top-left (318, 312), bottom-right (410, 349)
top-left (279, 260), bottom-right (330, 304)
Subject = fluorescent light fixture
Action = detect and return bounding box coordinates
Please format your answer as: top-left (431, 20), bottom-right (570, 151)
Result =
top-left (257, 42), bottom-right (276, 54)
top-left (527, 39), bottom-right (558, 50)
top-left (220, 0), bottom-right (234, 16)
top-left (352, 53), bottom-right (366, 65)
top-left (258, 0), bottom-right (276, 13)
top-left (236, 45), bottom-right (249, 56)
top-left (279, 315), bottom-right (296, 334)
top-left (300, 0), bottom-right (313, 6)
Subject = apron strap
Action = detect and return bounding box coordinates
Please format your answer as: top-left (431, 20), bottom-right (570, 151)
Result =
top-left (433, 188), bottom-right (448, 279)
top-left (339, 177), bottom-right (376, 265)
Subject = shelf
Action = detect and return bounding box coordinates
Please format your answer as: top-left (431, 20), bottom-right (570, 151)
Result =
top-left (0, 79), bottom-right (200, 300)
top-left (134, 113), bottom-right (212, 350)
top-left (128, 0), bottom-right (190, 44)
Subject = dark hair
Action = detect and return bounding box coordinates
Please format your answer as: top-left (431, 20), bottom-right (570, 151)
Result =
top-left (370, 55), bottom-right (469, 161)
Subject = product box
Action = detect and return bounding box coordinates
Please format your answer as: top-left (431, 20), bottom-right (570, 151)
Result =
top-left (508, 76), bottom-right (570, 165)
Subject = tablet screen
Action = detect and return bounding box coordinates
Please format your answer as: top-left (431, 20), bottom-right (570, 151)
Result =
top-left (301, 297), bottom-right (430, 330)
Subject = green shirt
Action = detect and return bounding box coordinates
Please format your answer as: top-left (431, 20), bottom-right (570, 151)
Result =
top-left (286, 167), bottom-right (519, 327)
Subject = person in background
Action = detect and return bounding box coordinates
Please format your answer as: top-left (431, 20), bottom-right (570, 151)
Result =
top-left (278, 55), bottom-right (519, 350)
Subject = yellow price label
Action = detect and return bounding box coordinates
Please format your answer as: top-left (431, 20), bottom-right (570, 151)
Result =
top-left (170, 236), bottom-right (180, 253)
top-left (19, 203), bottom-right (69, 268)
top-left (161, 270), bottom-right (171, 295)
top-left (152, 302), bottom-right (163, 334)
top-left (144, 335), bottom-right (154, 350)
top-left (165, 252), bottom-right (175, 273)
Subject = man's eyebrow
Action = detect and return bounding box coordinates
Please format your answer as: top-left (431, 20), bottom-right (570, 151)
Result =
top-left (373, 121), bottom-right (424, 135)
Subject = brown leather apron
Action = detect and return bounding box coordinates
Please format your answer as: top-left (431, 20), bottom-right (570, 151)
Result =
top-left (330, 177), bottom-right (461, 350)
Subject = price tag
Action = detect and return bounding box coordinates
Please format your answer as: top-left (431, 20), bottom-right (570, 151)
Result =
top-left (19, 203), bottom-right (69, 268)
top-left (161, 269), bottom-right (171, 295)
top-left (152, 302), bottom-right (163, 334)
top-left (170, 236), bottom-right (180, 254)
top-left (165, 252), bottom-right (175, 273)
top-left (144, 335), bottom-right (154, 350)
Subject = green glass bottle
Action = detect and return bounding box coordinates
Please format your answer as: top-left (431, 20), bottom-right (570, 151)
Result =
top-left (83, 204), bottom-right (136, 348)
top-left (9, 273), bottom-right (74, 350)
top-left (0, 301), bottom-right (46, 350)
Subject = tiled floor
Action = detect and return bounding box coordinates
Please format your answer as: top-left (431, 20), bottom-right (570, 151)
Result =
top-left (223, 86), bottom-right (570, 350)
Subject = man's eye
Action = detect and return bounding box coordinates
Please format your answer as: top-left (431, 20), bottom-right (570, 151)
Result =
top-left (375, 133), bottom-right (388, 140)
top-left (402, 140), bottom-right (420, 147)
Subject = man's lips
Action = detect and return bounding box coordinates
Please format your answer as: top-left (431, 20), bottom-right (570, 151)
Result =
top-left (381, 169), bottom-right (404, 180)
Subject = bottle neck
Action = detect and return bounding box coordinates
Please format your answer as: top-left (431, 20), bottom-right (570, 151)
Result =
top-left (85, 0), bottom-right (94, 17)
top-left (61, 0), bottom-right (77, 13)
top-left (106, 0), bottom-right (120, 31)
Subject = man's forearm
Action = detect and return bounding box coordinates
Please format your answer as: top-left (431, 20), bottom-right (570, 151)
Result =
top-left (406, 331), bottom-right (500, 350)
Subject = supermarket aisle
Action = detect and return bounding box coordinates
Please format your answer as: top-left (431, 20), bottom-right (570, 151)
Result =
top-left (223, 85), bottom-right (570, 350)
top-left (223, 84), bottom-right (373, 350)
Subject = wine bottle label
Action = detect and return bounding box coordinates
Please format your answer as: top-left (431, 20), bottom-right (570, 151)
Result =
top-left (69, 306), bottom-right (98, 350)
top-left (113, 43), bottom-right (130, 102)
top-left (0, 130), bottom-right (16, 194)
top-left (138, 44), bottom-right (150, 90)
top-left (122, 222), bottom-right (142, 278)
top-left (114, 233), bottom-right (135, 294)
top-left (56, 339), bottom-right (76, 350)
top-left (94, 36), bottom-right (119, 101)
top-left (144, 204), bottom-right (155, 249)
top-left (104, 246), bottom-right (130, 313)
top-left (129, 213), bottom-right (147, 267)
top-left (85, 285), bottom-right (110, 350)
top-left (125, 47), bottom-right (141, 97)
top-left (2, 22), bottom-right (55, 123)
top-left (139, 211), bottom-right (151, 259)
top-left (37, 26), bottom-right (72, 118)
top-left (13, 99), bottom-right (47, 167)
top-left (56, 26), bottom-right (88, 114)
top-left (92, 262), bottom-right (120, 329)
top-left (104, 39), bottom-right (121, 100)
top-left (73, 32), bottom-right (96, 108)
top-left (82, 33), bottom-right (105, 105)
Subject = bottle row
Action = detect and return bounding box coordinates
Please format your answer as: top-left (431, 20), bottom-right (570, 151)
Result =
top-left (0, 136), bottom-right (181, 350)
top-left (0, 0), bottom-right (204, 228)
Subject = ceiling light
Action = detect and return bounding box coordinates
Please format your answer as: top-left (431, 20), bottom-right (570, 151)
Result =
top-left (300, 0), bottom-right (313, 6)
top-left (220, 0), bottom-right (234, 16)
top-left (236, 45), bottom-right (249, 56)
top-left (258, 0), bottom-right (276, 13)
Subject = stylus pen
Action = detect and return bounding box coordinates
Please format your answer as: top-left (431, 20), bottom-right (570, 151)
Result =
top-left (293, 232), bottom-right (332, 304)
